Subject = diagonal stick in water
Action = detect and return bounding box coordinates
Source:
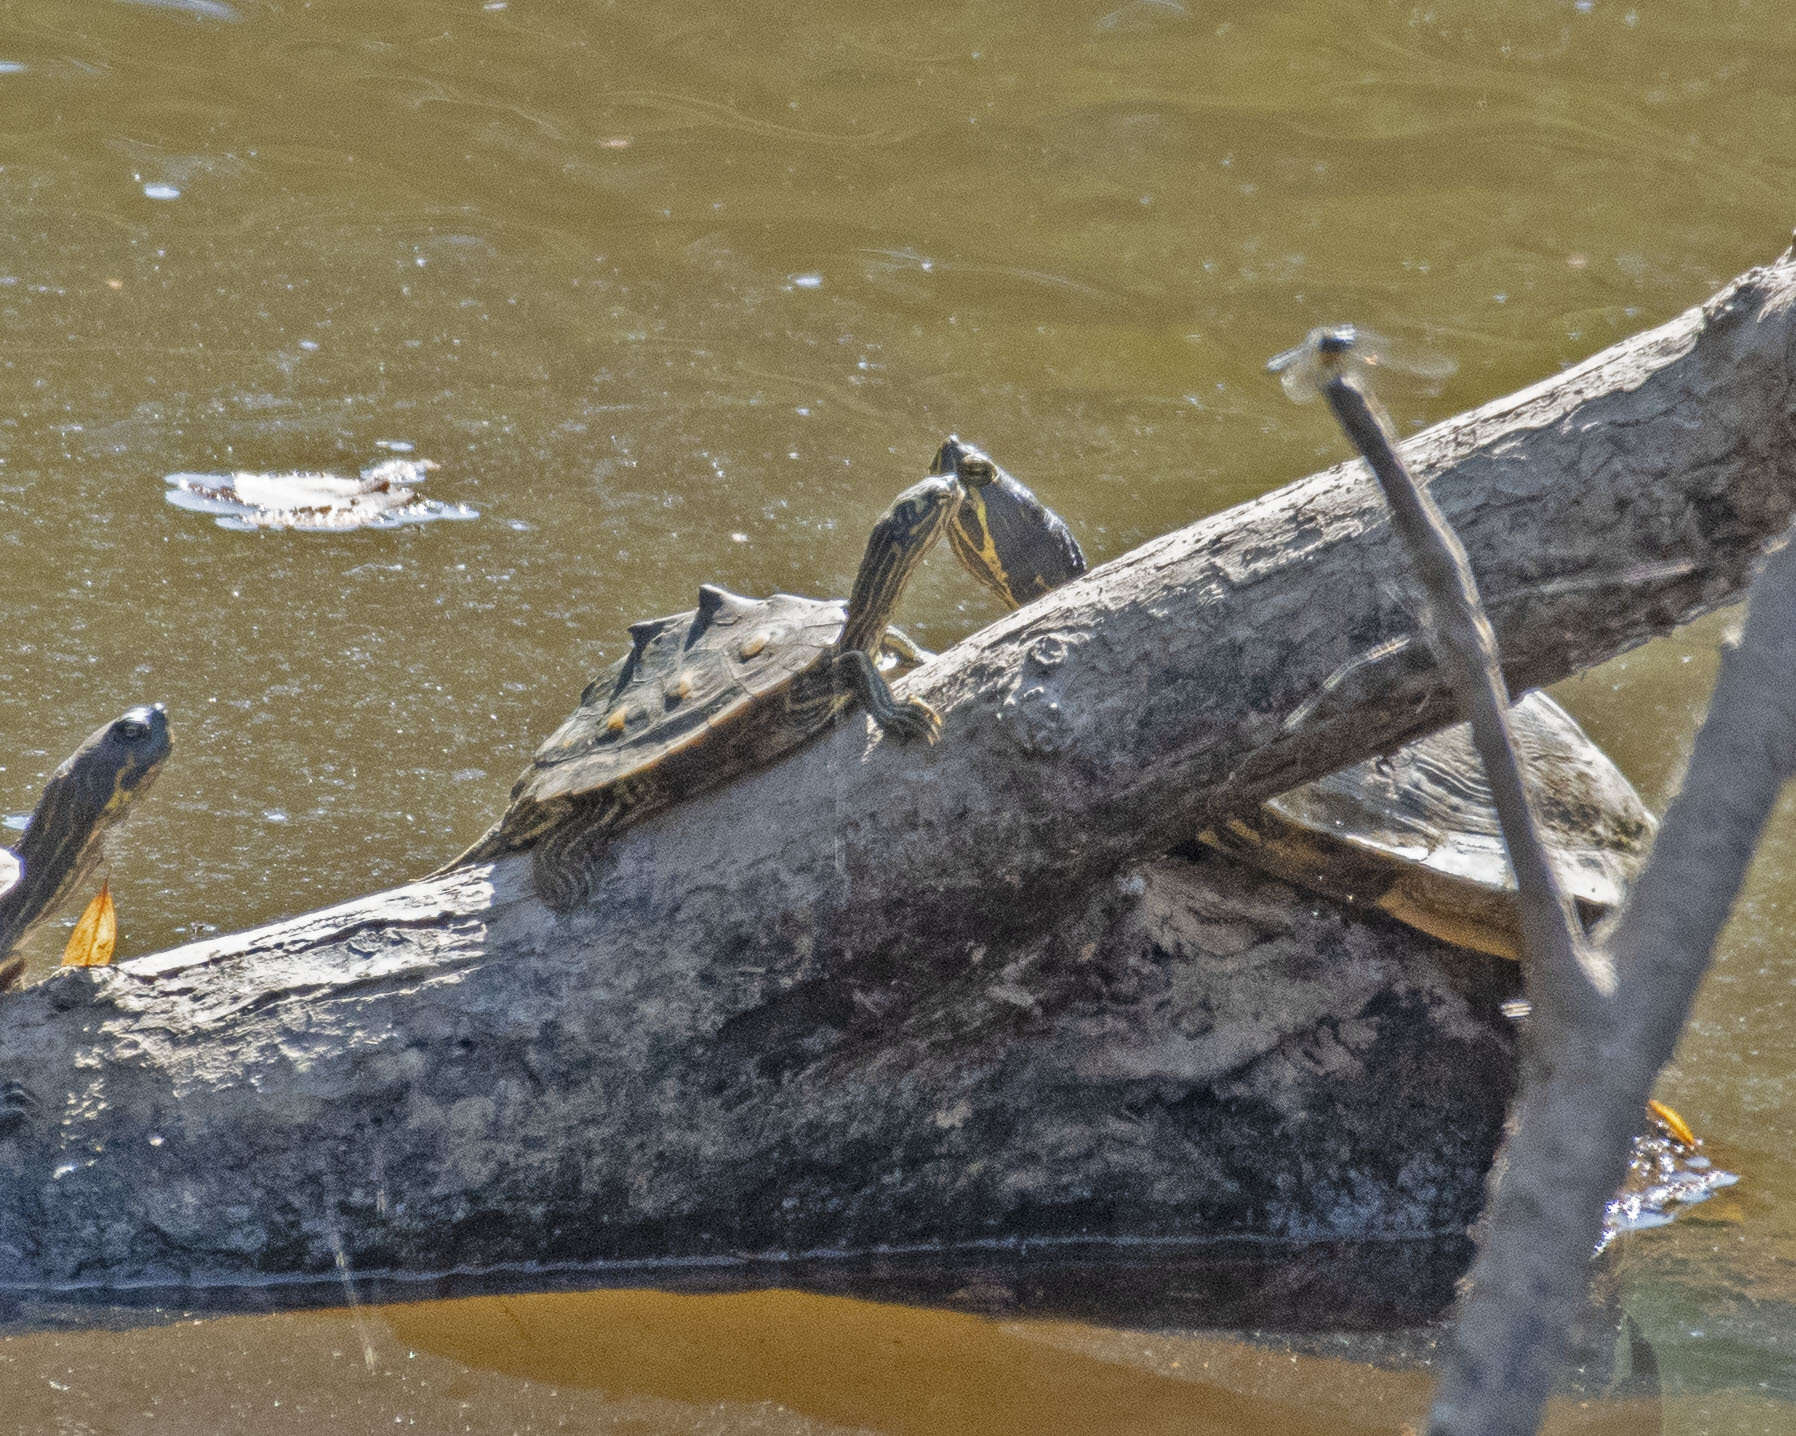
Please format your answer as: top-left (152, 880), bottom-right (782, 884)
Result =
top-left (1318, 369), bottom-right (1609, 1044)
top-left (1305, 354), bottom-right (1610, 1435)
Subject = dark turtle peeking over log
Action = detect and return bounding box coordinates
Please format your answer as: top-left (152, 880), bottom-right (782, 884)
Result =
top-left (0, 705), bottom-right (171, 992)
top-left (928, 435), bottom-right (1655, 960)
top-left (442, 463), bottom-right (1085, 909)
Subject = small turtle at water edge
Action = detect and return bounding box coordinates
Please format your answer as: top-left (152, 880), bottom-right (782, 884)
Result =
top-left (1, 705), bottom-right (172, 992)
top-left (441, 460), bottom-right (1083, 909)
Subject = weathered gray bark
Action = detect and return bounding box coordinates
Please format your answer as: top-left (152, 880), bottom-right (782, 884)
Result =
top-left (2, 251), bottom-right (1794, 1305)
top-left (2, 848), bottom-right (1518, 1318)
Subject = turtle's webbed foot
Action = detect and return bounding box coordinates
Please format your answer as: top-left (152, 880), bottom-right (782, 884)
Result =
top-left (530, 818), bottom-right (609, 913)
top-left (834, 649), bottom-right (942, 746)
top-left (883, 697), bottom-right (942, 746)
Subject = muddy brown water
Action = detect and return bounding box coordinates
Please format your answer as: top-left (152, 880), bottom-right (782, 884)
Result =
top-left (1, 0), bottom-right (1793, 1429)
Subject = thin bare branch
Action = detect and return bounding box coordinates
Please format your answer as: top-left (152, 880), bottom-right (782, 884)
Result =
top-left (1319, 372), bottom-right (1600, 1040)
top-left (1611, 532), bottom-right (1796, 1059)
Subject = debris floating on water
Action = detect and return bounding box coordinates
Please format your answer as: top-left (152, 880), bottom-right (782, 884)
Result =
top-left (1597, 1112), bottom-right (1738, 1253)
top-left (163, 458), bottom-right (478, 532)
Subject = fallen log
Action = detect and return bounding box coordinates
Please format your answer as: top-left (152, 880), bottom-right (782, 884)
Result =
top-left (1, 249), bottom-right (1793, 1306)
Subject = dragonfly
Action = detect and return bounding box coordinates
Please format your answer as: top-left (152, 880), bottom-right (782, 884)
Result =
top-left (1266, 324), bottom-right (1457, 404)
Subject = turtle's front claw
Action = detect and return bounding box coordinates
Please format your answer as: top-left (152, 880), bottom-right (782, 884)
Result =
top-left (886, 698), bottom-right (942, 746)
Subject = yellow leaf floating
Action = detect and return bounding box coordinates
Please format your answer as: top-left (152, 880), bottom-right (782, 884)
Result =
top-left (1647, 1097), bottom-right (1698, 1148)
top-left (62, 879), bottom-right (117, 969)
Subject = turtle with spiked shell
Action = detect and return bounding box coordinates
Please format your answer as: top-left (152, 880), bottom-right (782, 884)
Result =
top-left (443, 459), bottom-right (1082, 908)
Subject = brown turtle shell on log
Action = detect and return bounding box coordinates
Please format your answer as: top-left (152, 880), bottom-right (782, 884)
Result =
top-left (1202, 690), bottom-right (1656, 960)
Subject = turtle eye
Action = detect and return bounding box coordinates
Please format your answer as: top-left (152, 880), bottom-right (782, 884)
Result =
top-left (960, 456), bottom-right (996, 483)
top-left (117, 718), bottom-right (150, 742)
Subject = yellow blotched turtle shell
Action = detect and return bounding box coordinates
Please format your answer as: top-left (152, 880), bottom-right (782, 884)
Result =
top-left (445, 457), bottom-right (1076, 909)
top-left (1203, 690), bottom-right (1655, 960)
top-left (452, 585), bottom-right (900, 880)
